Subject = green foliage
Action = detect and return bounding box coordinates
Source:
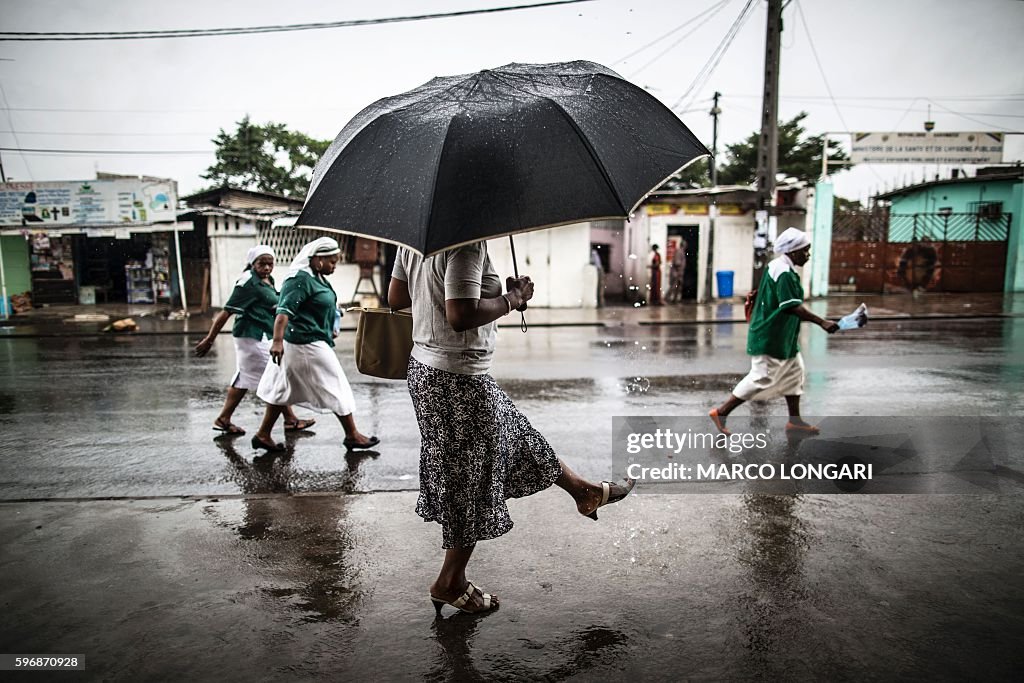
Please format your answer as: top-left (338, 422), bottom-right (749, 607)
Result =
top-left (202, 116), bottom-right (331, 197)
top-left (715, 112), bottom-right (849, 186)
top-left (662, 158), bottom-right (711, 190)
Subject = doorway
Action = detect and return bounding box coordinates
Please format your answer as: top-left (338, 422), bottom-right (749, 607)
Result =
top-left (667, 225), bottom-right (699, 301)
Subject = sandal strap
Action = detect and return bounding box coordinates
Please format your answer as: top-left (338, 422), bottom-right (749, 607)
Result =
top-left (481, 593), bottom-right (491, 609)
top-left (600, 481), bottom-right (611, 506)
top-left (451, 581), bottom-right (476, 609)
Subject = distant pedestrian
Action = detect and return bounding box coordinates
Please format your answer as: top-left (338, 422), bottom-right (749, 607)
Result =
top-left (194, 246), bottom-right (315, 436)
top-left (649, 244), bottom-right (663, 305)
top-left (252, 237), bottom-right (378, 452)
top-left (590, 247), bottom-right (606, 308)
top-left (667, 239), bottom-right (687, 303)
top-left (709, 228), bottom-right (839, 435)
top-left (388, 241), bottom-right (634, 615)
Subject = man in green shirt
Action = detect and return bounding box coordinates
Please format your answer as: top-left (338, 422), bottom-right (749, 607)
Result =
top-left (709, 228), bottom-right (839, 435)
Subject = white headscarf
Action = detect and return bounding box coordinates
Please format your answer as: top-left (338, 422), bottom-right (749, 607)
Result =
top-left (284, 236), bottom-right (341, 282)
top-left (235, 245), bottom-right (275, 286)
top-left (773, 227), bottom-right (810, 255)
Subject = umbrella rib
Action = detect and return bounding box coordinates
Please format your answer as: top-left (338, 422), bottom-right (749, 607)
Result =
top-left (422, 115), bottom-right (458, 255)
top-left (544, 98), bottom-right (629, 216)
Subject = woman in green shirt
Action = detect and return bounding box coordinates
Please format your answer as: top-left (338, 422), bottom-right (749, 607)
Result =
top-left (709, 228), bottom-right (838, 435)
top-left (195, 246), bottom-right (315, 435)
top-left (254, 237), bottom-right (378, 452)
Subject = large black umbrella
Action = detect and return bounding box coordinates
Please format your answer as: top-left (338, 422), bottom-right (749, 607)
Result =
top-left (297, 60), bottom-right (709, 256)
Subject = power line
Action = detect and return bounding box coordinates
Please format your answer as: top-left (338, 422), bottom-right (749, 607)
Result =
top-left (925, 99), bottom-right (1018, 133)
top-left (0, 147), bottom-right (211, 155)
top-left (794, 0), bottom-right (850, 134)
top-left (724, 96), bottom-right (1024, 118)
top-left (610, 0), bottom-right (730, 66)
top-left (0, 1), bottom-right (592, 41)
top-left (725, 93), bottom-right (1024, 101)
top-left (627, 0), bottom-right (733, 79)
top-left (671, 0), bottom-right (758, 111)
top-left (0, 130), bottom-right (213, 137)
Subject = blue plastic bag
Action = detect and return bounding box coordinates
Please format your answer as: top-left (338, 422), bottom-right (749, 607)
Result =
top-left (838, 303), bottom-right (868, 331)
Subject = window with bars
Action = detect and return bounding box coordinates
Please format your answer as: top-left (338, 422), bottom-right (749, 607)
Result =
top-left (257, 223), bottom-right (356, 263)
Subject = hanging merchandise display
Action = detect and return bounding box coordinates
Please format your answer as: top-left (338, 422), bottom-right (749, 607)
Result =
top-left (125, 253), bottom-right (154, 304)
top-left (30, 233), bottom-right (77, 304)
top-left (150, 234), bottom-right (171, 302)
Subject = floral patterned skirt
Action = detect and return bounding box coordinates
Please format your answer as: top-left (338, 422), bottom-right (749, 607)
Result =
top-left (407, 356), bottom-right (562, 549)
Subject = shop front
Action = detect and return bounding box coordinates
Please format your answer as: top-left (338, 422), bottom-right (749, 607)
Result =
top-left (1, 177), bottom-right (184, 309)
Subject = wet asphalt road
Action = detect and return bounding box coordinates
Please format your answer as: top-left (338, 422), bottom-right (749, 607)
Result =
top-left (1, 317), bottom-right (1023, 680)
top-left (1, 317), bottom-right (1023, 499)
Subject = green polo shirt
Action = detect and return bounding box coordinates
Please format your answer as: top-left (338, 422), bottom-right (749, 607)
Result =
top-left (746, 258), bottom-right (803, 359)
top-left (223, 272), bottom-right (278, 340)
top-left (277, 270), bottom-right (338, 346)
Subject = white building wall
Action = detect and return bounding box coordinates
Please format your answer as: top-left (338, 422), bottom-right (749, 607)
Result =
top-left (208, 216), bottom-right (258, 308)
top-left (623, 207), bottom-right (757, 301)
top-left (485, 222), bottom-right (592, 308)
top-left (712, 217), bottom-right (755, 297)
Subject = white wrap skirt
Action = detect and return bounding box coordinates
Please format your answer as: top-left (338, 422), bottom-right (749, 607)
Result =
top-left (732, 353), bottom-right (805, 401)
top-left (257, 340), bottom-right (356, 415)
top-left (231, 337), bottom-right (271, 391)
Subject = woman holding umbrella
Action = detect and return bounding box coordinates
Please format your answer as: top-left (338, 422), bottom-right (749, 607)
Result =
top-left (252, 237), bottom-right (378, 452)
top-left (389, 242), bottom-right (634, 615)
top-left (195, 246), bottom-right (315, 435)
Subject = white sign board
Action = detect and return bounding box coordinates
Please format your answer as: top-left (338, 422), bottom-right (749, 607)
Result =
top-left (0, 178), bottom-right (177, 227)
top-left (850, 132), bottom-right (1004, 165)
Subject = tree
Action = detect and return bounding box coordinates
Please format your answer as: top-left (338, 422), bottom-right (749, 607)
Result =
top-left (202, 116), bottom-right (331, 197)
top-left (715, 112), bottom-right (848, 186)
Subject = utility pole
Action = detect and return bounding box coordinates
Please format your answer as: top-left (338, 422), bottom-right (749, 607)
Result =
top-left (753, 0), bottom-right (783, 289)
top-left (703, 91), bottom-right (721, 302)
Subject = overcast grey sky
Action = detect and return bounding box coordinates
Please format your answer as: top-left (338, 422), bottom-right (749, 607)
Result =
top-left (1, 0), bottom-right (1022, 204)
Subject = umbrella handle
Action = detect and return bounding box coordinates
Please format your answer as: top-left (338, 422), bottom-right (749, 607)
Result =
top-left (508, 237), bottom-right (528, 333)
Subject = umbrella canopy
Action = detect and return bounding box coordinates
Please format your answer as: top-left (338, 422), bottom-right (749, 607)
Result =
top-left (298, 60), bottom-right (710, 257)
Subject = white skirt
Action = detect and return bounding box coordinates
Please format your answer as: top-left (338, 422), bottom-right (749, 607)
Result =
top-left (257, 340), bottom-right (356, 415)
top-left (732, 353), bottom-right (805, 401)
top-left (231, 337), bottom-right (271, 391)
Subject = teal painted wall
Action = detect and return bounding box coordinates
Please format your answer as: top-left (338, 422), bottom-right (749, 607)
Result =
top-left (1, 235), bottom-right (31, 297)
top-left (810, 181), bottom-right (833, 297)
top-left (1005, 184), bottom-right (1024, 292)
top-left (889, 178), bottom-right (1018, 215)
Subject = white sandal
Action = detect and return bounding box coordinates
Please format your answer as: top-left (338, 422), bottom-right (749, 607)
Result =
top-left (430, 581), bottom-right (497, 616)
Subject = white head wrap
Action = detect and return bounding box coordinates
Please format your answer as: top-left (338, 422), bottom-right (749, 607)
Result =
top-left (284, 236), bottom-right (341, 282)
top-left (773, 227), bottom-right (811, 255)
top-left (235, 245), bottom-right (275, 285)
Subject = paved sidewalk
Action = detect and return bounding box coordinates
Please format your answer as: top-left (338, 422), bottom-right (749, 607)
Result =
top-left (3, 291), bottom-right (1022, 337)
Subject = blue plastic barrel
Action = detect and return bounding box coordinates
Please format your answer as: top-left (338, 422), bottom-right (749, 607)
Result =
top-left (715, 270), bottom-right (735, 298)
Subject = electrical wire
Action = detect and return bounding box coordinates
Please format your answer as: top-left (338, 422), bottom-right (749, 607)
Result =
top-left (0, 130), bottom-right (213, 137)
top-left (0, 78), bottom-right (32, 179)
top-left (671, 0), bottom-right (757, 112)
top-left (612, 0), bottom-right (731, 66)
top-left (0, 0), bottom-right (591, 41)
top-left (627, 1), bottom-right (733, 79)
top-left (793, 0), bottom-right (850, 134)
top-left (725, 93), bottom-right (1024, 101)
top-left (925, 99), bottom-right (1018, 133)
top-left (0, 147), bottom-right (211, 155)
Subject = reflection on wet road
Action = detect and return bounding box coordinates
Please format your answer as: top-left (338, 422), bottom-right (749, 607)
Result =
top-left (0, 318), bottom-right (1022, 499)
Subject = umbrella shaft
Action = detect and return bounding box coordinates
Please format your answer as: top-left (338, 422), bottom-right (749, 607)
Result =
top-left (509, 235), bottom-right (520, 278)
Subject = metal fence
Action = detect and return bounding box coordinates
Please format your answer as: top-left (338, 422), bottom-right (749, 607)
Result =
top-left (830, 211), bottom-right (1011, 293)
